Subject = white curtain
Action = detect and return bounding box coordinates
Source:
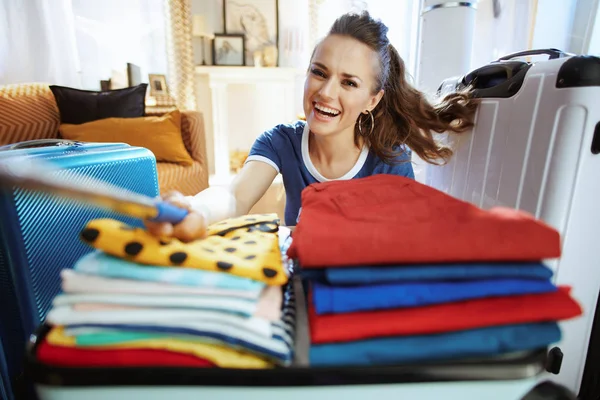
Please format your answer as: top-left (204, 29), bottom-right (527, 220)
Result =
top-left (0, 0), bottom-right (81, 87)
top-left (71, 0), bottom-right (168, 90)
top-left (0, 0), bottom-right (167, 90)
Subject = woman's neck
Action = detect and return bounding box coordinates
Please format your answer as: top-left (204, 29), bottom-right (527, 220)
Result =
top-left (309, 129), bottom-right (364, 179)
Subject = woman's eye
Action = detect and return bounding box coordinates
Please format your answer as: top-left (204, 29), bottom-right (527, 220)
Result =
top-left (311, 69), bottom-right (325, 78)
top-left (344, 80), bottom-right (357, 87)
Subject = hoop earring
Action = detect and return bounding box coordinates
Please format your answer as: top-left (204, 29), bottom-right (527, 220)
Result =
top-left (358, 110), bottom-right (375, 137)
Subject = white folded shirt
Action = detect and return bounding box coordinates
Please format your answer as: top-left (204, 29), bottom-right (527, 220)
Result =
top-left (46, 305), bottom-right (272, 337)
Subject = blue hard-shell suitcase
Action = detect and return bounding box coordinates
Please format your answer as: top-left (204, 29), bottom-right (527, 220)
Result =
top-left (0, 139), bottom-right (160, 399)
top-left (0, 336), bottom-right (10, 400)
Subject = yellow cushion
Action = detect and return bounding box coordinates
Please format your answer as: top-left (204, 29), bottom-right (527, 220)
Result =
top-left (59, 110), bottom-right (194, 166)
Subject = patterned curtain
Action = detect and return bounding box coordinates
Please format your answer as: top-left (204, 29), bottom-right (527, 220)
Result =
top-left (164, 0), bottom-right (196, 111)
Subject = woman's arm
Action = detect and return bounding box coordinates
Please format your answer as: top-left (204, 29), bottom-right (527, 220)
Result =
top-left (146, 161), bottom-right (278, 241)
top-left (188, 160), bottom-right (278, 223)
top-left (231, 160), bottom-right (279, 215)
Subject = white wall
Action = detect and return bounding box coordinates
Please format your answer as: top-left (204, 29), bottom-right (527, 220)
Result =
top-left (469, 0), bottom-right (535, 71)
top-left (572, 0), bottom-right (600, 55)
top-left (530, 0), bottom-right (578, 52)
top-left (190, 0), bottom-right (309, 176)
top-left (469, 0), bottom-right (587, 72)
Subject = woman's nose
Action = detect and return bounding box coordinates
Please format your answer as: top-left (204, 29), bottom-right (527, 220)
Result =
top-left (318, 79), bottom-right (337, 100)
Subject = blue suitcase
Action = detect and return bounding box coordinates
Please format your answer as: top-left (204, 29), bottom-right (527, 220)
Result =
top-left (0, 139), bottom-right (160, 400)
top-left (0, 336), bottom-right (10, 400)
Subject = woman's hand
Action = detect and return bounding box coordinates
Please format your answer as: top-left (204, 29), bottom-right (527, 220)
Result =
top-left (144, 161), bottom-right (277, 242)
top-left (145, 191), bottom-right (208, 242)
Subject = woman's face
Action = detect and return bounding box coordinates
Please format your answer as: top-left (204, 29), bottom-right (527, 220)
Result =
top-left (303, 34), bottom-right (384, 140)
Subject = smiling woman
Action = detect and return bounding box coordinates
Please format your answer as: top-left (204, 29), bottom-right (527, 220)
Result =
top-left (144, 10), bottom-right (480, 241)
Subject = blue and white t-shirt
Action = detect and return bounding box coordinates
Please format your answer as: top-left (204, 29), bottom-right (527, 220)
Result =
top-left (245, 120), bottom-right (415, 226)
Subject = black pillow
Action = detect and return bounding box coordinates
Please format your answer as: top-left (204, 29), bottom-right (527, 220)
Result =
top-left (49, 84), bottom-right (148, 125)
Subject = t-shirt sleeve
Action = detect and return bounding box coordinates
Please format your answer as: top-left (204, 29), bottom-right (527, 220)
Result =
top-left (245, 125), bottom-right (285, 173)
top-left (376, 146), bottom-right (415, 178)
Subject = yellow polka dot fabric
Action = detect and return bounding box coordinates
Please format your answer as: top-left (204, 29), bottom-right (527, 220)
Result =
top-left (206, 214), bottom-right (280, 237)
top-left (79, 214), bottom-right (288, 286)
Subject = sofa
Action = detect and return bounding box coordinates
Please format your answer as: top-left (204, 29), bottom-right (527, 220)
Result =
top-left (0, 83), bottom-right (209, 196)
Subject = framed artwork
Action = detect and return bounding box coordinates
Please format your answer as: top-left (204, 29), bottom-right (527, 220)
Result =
top-left (127, 63), bottom-right (142, 87)
top-left (212, 34), bottom-right (246, 66)
top-left (148, 74), bottom-right (168, 96)
top-left (223, 0), bottom-right (279, 66)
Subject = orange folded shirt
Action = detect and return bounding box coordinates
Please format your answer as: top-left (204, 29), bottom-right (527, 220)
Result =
top-left (308, 286), bottom-right (582, 344)
top-left (288, 175), bottom-right (561, 267)
top-left (37, 339), bottom-right (215, 368)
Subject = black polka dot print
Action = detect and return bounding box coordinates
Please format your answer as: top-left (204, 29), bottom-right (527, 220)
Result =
top-left (169, 252), bottom-right (188, 264)
top-left (83, 214), bottom-right (289, 286)
top-left (216, 261), bottom-right (233, 270)
top-left (124, 242), bottom-right (143, 256)
top-left (80, 228), bottom-right (99, 243)
top-left (262, 267), bottom-right (277, 278)
top-left (259, 223), bottom-right (277, 232)
top-left (207, 214), bottom-right (280, 236)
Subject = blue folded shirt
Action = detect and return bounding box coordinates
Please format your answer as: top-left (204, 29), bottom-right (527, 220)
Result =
top-left (310, 322), bottom-right (560, 366)
top-left (324, 262), bottom-right (553, 285)
top-left (313, 278), bottom-right (557, 314)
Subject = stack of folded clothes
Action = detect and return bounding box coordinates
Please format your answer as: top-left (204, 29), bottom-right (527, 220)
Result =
top-left (38, 213), bottom-right (296, 369)
top-left (287, 174), bottom-right (583, 367)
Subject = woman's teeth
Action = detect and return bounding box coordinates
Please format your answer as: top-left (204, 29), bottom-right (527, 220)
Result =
top-left (315, 104), bottom-right (340, 117)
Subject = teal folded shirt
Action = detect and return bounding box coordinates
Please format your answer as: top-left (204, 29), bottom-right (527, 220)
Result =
top-left (74, 251), bottom-right (265, 292)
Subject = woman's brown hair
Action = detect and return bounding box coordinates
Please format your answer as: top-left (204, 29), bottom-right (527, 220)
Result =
top-left (327, 11), bottom-right (478, 165)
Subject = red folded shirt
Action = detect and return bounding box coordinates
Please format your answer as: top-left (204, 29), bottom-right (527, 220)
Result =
top-left (288, 175), bottom-right (561, 267)
top-left (309, 286), bottom-right (582, 344)
top-left (37, 340), bottom-right (215, 368)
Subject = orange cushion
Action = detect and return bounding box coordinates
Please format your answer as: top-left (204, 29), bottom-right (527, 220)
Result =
top-left (59, 110), bottom-right (194, 166)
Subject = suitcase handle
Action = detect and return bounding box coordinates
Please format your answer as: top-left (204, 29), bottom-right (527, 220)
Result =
top-left (152, 201), bottom-right (190, 224)
top-left (3, 139), bottom-right (82, 150)
top-left (495, 48), bottom-right (572, 61)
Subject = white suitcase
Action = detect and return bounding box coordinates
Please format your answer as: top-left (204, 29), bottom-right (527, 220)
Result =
top-left (426, 48), bottom-right (600, 397)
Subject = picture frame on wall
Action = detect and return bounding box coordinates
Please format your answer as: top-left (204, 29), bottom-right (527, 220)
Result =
top-left (148, 74), bottom-right (168, 96)
top-left (212, 34), bottom-right (246, 66)
top-left (223, 0), bottom-right (279, 66)
top-left (127, 63), bottom-right (142, 87)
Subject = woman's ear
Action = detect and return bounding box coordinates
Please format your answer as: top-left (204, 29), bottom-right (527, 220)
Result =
top-left (368, 89), bottom-right (385, 111)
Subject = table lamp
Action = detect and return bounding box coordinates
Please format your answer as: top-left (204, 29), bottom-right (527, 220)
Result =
top-left (192, 15), bottom-right (214, 65)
